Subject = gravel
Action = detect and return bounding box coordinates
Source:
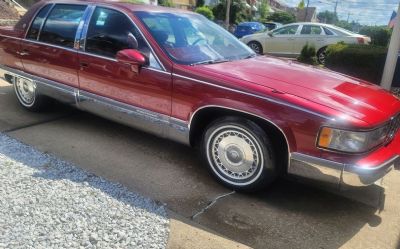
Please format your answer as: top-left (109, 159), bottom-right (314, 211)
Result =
top-left (0, 134), bottom-right (169, 248)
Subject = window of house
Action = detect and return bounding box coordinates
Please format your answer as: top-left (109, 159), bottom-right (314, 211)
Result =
top-left (39, 4), bottom-right (86, 48)
top-left (26, 4), bottom-right (52, 40)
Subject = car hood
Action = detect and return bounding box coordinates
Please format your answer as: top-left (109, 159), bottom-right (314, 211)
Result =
top-left (195, 56), bottom-right (400, 126)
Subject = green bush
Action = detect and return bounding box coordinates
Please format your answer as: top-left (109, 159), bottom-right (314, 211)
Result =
top-left (325, 43), bottom-right (387, 84)
top-left (267, 11), bottom-right (296, 24)
top-left (195, 6), bottom-right (214, 20)
top-left (359, 26), bottom-right (392, 47)
top-left (297, 43), bottom-right (318, 65)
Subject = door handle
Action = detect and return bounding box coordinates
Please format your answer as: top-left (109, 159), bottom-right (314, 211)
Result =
top-left (80, 62), bottom-right (90, 68)
top-left (287, 38), bottom-right (295, 41)
top-left (18, 49), bottom-right (30, 56)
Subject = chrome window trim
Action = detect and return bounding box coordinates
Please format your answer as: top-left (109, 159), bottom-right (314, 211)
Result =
top-left (23, 38), bottom-right (78, 53)
top-left (0, 34), bottom-right (23, 40)
top-left (35, 3), bottom-right (55, 41)
top-left (174, 73), bottom-right (333, 120)
top-left (74, 5), bottom-right (94, 49)
top-left (80, 4), bottom-right (166, 72)
top-left (24, 3), bottom-right (55, 39)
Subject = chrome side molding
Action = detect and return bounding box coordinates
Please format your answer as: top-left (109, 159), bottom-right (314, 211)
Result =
top-left (0, 65), bottom-right (190, 145)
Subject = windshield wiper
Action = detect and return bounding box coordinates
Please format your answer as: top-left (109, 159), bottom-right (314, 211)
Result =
top-left (242, 54), bottom-right (257, 59)
top-left (190, 59), bottom-right (230, 66)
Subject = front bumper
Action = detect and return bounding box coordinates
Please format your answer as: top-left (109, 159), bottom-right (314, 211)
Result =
top-left (288, 153), bottom-right (398, 189)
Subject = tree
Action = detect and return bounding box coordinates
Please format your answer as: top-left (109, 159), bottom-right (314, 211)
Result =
top-left (212, 0), bottom-right (247, 24)
top-left (298, 0), bottom-right (305, 9)
top-left (317, 10), bottom-right (338, 24)
top-left (196, 0), bottom-right (205, 7)
top-left (195, 6), bottom-right (214, 20)
top-left (259, 0), bottom-right (270, 20)
top-left (158, 0), bottom-right (174, 7)
top-left (267, 11), bottom-right (296, 24)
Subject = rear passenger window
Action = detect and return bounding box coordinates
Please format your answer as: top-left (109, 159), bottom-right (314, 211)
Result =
top-left (26, 4), bottom-right (52, 40)
top-left (39, 4), bottom-right (86, 48)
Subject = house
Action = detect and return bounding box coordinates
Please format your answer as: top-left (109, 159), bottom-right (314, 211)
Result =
top-left (289, 7), bottom-right (318, 22)
top-left (268, 0), bottom-right (288, 11)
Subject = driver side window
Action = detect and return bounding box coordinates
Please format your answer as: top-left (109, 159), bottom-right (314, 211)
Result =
top-left (85, 7), bottom-right (149, 59)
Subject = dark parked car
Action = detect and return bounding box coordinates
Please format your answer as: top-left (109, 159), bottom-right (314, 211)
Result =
top-left (233, 22), bottom-right (265, 38)
top-left (262, 22), bottom-right (282, 31)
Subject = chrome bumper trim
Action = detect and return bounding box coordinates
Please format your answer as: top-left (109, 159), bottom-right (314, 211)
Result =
top-left (289, 152), bottom-right (399, 189)
top-left (342, 156), bottom-right (398, 187)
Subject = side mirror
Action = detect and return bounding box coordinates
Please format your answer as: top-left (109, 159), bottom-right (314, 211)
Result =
top-left (116, 49), bottom-right (147, 74)
top-left (268, 32), bottom-right (274, 37)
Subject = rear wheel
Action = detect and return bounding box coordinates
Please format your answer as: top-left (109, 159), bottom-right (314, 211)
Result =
top-left (317, 47), bottom-right (327, 65)
top-left (248, 41), bottom-right (263, 55)
top-left (14, 77), bottom-right (50, 111)
top-left (201, 116), bottom-right (277, 192)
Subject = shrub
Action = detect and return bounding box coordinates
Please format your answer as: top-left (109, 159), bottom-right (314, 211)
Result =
top-left (267, 11), bottom-right (296, 24)
top-left (195, 6), bottom-right (214, 20)
top-left (297, 43), bottom-right (318, 65)
top-left (325, 43), bottom-right (387, 84)
top-left (359, 26), bottom-right (392, 47)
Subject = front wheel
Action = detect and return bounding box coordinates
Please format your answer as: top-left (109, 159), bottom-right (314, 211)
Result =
top-left (201, 117), bottom-right (277, 192)
top-left (247, 41), bottom-right (263, 55)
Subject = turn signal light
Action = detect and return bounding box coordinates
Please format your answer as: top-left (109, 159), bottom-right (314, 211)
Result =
top-left (318, 127), bottom-right (333, 148)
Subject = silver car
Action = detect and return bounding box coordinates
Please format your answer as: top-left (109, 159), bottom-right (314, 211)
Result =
top-left (240, 22), bottom-right (371, 64)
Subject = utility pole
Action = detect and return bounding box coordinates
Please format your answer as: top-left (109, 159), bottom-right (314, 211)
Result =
top-left (304, 0), bottom-right (310, 22)
top-left (334, 0), bottom-right (338, 16)
top-left (381, 3), bottom-right (400, 90)
top-left (347, 12), bottom-right (350, 23)
top-left (225, 0), bottom-right (231, 30)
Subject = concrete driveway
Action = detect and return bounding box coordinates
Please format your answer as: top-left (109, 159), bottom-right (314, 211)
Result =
top-left (1, 80), bottom-right (399, 249)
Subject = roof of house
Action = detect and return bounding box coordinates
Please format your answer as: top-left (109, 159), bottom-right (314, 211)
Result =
top-left (0, 1), bottom-right (20, 20)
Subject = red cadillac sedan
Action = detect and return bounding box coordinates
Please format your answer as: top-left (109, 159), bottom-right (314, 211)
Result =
top-left (0, 0), bottom-right (399, 191)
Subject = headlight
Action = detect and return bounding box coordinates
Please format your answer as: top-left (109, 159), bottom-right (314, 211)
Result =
top-left (317, 126), bottom-right (388, 153)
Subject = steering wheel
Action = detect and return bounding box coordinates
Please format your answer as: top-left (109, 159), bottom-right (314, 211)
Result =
top-left (192, 37), bottom-right (207, 46)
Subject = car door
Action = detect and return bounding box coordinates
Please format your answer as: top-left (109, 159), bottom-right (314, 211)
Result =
top-left (292, 24), bottom-right (325, 55)
top-left (77, 6), bottom-right (172, 136)
top-left (21, 3), bottom-right (87, 89)
top-left (265, 25), bottom-right (299, 57)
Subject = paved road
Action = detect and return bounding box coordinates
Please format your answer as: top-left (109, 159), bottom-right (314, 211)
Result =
top-left (1, 80), bottom-right (399, 249)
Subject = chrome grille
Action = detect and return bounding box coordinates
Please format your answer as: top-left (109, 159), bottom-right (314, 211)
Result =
top-left (386, 113), bottom-right (400, 142)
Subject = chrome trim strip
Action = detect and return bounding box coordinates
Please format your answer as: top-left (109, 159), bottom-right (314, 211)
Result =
top-left (78, 5), bottom-right (96, 50)
top-left (289, 152), bottom-right (399, 189)
top-left (289, 152), bottom-right (343, 187)
top-left (0, 34), bottom-right (23, 41)
top-left (74, 5), bottom-right (92, 49)
top-left (174, 73), bottom-right (333, 120)
top-left (23, 38), bottom-right (79, 53)
top-left (36, 3), bottom-right (55, 41)
top-left (78, 50), bottom-right (118, 62)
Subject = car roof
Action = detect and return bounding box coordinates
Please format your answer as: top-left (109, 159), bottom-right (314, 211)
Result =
top-left (238, 22), bottom-right (263, 26)
top-left (45, 0), bottom-right (193, 14)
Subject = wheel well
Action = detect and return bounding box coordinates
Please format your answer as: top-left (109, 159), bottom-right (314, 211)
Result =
top-left (190, 107), bottom-right (289, 173)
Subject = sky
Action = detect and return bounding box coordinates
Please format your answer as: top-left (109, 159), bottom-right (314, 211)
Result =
top-left (282, 0), bottom-right (399, 26)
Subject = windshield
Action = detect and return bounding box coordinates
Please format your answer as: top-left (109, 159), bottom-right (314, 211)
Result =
top-left (134, 11), bottom-right (255, 65)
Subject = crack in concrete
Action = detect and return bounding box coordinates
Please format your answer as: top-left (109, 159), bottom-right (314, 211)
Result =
top-left (3, 114), bottom-right (74, 133)
top-left (191, 191), bottom-right (235, 220)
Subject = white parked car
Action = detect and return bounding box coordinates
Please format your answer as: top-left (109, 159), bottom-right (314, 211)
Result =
top-left (240, 22), bottom-right (371, 64)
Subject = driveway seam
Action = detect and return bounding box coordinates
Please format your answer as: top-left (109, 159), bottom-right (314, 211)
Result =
top-left (191, 191), bottom-right (235, 220)
top-left (3, 114), bottom-right (74, 133)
